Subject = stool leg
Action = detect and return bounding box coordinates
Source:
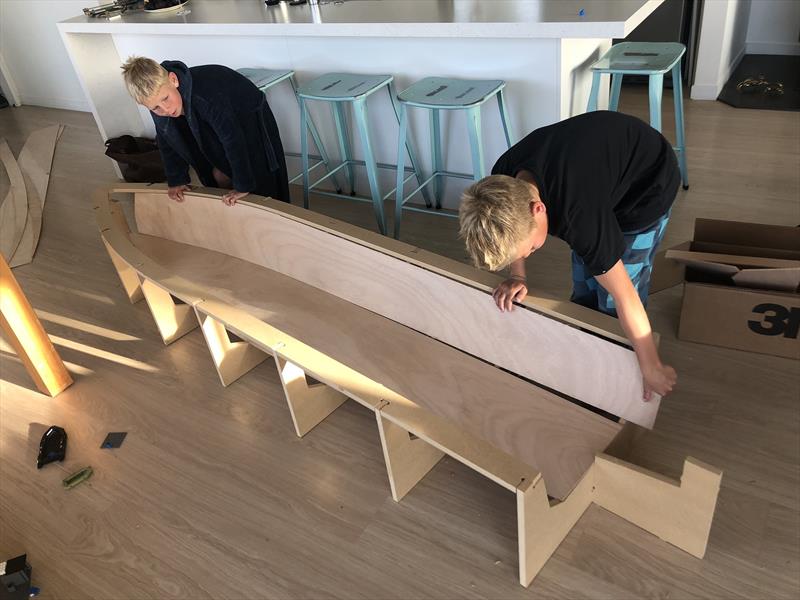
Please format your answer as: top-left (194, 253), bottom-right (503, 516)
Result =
top-left (587, 72), bottom-right (601, 112)
top-left (300, 97), bottom-right (311, 209)
top-left (289, 76), bottom-right (342, 194)
top-left (395, 103), bottom-right (409, 238)
top-left (333, 102), bottom-right (356, 195)
top-left (388, 83), bottom-right (432, 208)
top-left (497, 88), bottom-right (515, 147)
top-left (430, 108), bottom-right (442, 209)
top-left (609, 73), bottom-right (623, 112)
top-left (465, 106), bottom-right (485, 181)
top-left (648, 73), bottom-right (664, 133)
top-left (353, 97), bottom-right (386, 235)
top-left (671, 63), bottom-right (689, 190)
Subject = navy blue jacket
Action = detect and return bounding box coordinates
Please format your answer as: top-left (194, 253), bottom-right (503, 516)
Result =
top-left (151, 61), bottom-right (290, 202)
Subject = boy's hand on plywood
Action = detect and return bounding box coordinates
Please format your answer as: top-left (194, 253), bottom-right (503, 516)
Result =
top-left (492, 278), bottom-right (528, 313)
top-left (168, 184), bottom-right (191, 202)
top-left (642, 361), bottom-right (677, 400)
top-left (222, 190), bottom-right (249, 206)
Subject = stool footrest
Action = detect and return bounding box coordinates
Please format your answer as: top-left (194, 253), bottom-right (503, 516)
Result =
top-left (398, 170), bottom-right (476, 207)
top-left (309, 159), bottom-right (417, 192)
top-left (402, 204), bottom-right (459, 219)
top-left (288, 155), bottom-right (326, 185)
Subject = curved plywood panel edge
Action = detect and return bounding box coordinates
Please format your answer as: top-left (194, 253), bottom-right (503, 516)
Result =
top-left (9, 125), bottom-right (64, 267)
top-left (0, 140), bottom-right (28, 262)
top-left (8, 170), bottom-right (43, 268)
top-left (114, 183), bottom-right (630, 344)
top-left (94, 189), bottom-right (205, 305)
top-left (130, 187), bottom-right (658, 429)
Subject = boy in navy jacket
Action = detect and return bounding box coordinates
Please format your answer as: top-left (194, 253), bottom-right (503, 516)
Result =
top-left (122, 56), bottom-right (289, 205)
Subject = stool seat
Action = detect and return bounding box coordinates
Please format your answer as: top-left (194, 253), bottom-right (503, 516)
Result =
top-left (587, 42), bottom-right (689, 190)
top-left (237, 67), bottom-right (342, 192)
top-left (236, 68), bottom-right (294, 90)
top-left (590, 42), bottom-right (686, 75)
top-left (398, 77), bottom-right (506, 109)
top-left (393, 76), bottom-right (514, 239)
top-left (298, 73), bottom-right (393, 101)
top-left (298, 72), bottom-right (429, 235)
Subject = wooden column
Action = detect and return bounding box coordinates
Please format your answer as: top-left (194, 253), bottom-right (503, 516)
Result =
top-left (0, 254), bottom-right (73, 396)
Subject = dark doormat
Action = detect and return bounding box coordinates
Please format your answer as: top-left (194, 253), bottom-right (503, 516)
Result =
top-left (718, 54), bottom-right (800, 111)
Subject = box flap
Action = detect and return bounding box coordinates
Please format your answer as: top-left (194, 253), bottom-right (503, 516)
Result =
top-left (649, 242), bottom-right (688, 293)
top-left (691, 240), bottom-right (800, 261)
top-left (694, 218), bottom-right (800, 252)
top-left (679, 257), bottom-right (740, 278)
top-left (666, 246), bottom-right (800, 270)
top-left (733, 267), bottom-right (800, 293)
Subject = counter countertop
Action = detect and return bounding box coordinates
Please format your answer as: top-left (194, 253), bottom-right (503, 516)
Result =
top-left (59, 0), bottom-right (661, 39)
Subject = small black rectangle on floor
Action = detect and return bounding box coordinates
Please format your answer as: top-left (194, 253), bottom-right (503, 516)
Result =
top-left (101, 432), bottom-right (128, 449)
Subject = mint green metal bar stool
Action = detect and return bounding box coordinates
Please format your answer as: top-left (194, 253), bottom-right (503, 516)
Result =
top-left (394, 77), bottom-right (514, 239)
top-left (237, 68), bottom-right (342, 193)
top-left (587, 42), bottom-right (689, 190)
top-left (297, 72), bottom-right (430, 235)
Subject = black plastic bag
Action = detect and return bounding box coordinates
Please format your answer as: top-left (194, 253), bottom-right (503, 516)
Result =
top-left (104, 135), bottom-right (166, 183)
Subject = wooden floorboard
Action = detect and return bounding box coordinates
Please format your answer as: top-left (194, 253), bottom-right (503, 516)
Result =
top-left (1, 88), bottom-right (799, 598)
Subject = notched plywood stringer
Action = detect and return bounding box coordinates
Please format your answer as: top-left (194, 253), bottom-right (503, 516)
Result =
top-left (375, 405), bottom-right (445, 502)
top-left (195, 308), bottom-right (269, 386)
top-left (514, 454), bottom-right (722, 586)
top-left (102, 238), bottom-right (144, 303)
top-left (274, 354), bottom-right (348, 437)
top-left (138, 277), bottom-right (199, 344)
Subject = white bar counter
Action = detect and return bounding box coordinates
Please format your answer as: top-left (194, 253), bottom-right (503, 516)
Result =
top-left (58, 0), bottom-right (661, 207)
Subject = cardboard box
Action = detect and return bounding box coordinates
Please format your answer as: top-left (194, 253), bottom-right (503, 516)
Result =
top-left (653, 218), bottom-right (800, 359)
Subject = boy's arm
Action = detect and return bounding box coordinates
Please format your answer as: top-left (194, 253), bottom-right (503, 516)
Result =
top-left (493, 257), bottom-right (528, 312)
top-left (595, 260), bottom-right (677, 400)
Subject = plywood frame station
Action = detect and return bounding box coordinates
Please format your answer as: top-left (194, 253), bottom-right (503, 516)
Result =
top-left (96, 184), bottom-right (722, 588)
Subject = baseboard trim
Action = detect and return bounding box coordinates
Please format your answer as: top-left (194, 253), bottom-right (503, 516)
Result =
top-left (18, 95), bottom-right (91, 112)
top-left (745, 41), bottom-right (800, 56)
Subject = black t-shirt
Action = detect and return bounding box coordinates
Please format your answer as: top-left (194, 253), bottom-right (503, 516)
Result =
top-left (492, 111), bottom-right (680, 276)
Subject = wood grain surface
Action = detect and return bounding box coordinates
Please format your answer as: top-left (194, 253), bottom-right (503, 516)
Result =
top-left (134, 190), bottom-right (658, 427)
top-left (128, 231), bottom-right (621, 499)
top-left (1, 90), bottom-right (798, 599)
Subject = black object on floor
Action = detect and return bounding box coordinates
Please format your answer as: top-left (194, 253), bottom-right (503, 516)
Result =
top-left (0, 93), bottom-right (8, 109)
top-left (100, 431), bottom-right (127, 449)
top-left (718, 54), bottom-right (800, 112)
top-left (36, 426), bottom-right (67, 469)
top-left (0, 554), bottom-right (32, 600)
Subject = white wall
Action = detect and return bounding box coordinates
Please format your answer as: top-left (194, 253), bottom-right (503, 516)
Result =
top-left (746, 0), bottom-right (800, 55)
top-left (692, 0), bottom-right (752, 100)
top-left (0, 1), bottom-right (95, 111)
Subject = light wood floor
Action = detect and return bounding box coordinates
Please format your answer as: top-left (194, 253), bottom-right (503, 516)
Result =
top-left (1, 87), bottom-right (799, 599)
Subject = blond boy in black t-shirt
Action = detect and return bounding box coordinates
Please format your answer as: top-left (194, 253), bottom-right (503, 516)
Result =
top-left (459, 111), bottom-right (679, 400)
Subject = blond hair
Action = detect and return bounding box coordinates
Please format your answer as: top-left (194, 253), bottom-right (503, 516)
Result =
top-left (121, 56), bottom-right (169, 104)
top-left (459, 175), bottom-right (535, 271)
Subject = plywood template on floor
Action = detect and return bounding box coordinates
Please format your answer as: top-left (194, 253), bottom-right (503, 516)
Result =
top-left (0, 139), bottom-right (27, 261)
top-left (9, 124), bottom-right (64, 267)
top-left (133, 187), bottom-right (660, 428)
